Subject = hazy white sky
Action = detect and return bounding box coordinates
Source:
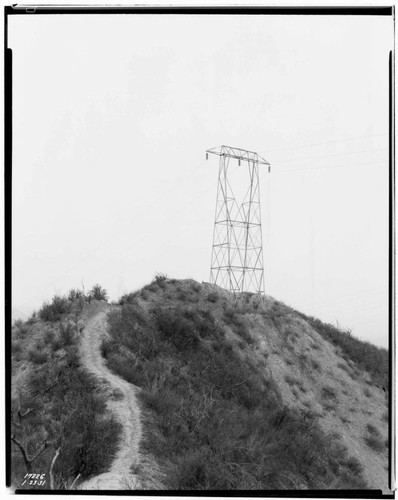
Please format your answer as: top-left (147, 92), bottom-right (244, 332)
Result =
top-left (9, 13), bottom-right (392, 347)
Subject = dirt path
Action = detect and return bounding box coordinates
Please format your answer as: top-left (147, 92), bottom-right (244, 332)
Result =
top-left (78, 304), bottom-right (142, 490)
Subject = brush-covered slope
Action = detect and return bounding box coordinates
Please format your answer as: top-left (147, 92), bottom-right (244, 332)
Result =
top-left (10, 289), bottom-right (122, 490)
top-left (102, 277), bottom-right (389, 491)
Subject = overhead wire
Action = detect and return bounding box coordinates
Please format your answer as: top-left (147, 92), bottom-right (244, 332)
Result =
top-left (267, 146), bottom-right (387, 165)
top-left (258, 132), bottom-right (388, 155)
top-left (34, 156), bottom-right (249, 302)
top-left (31, 137), bottom-right (389, 301)
top-left (35, 156), bottom-right (213, 299)
top-left (64, 161), bottom-right (240, 288)
top-left (270, 159), bottom-right (387, 174)
top-left (33, 145), bottom-right (386, 297)
top-left (81, 185), bottom-right (216, 284)
top-left (78, 151), bottom-right (387, 288)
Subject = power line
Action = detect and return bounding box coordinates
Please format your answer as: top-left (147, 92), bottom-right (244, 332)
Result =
top-left (272, 159), bottom-right (387, 174)
top-left (35, 161), bottom-right (210, 297)
top-left (75, 159), bottom-right (247, 287)
top-left (30, 142), bottom-right (388, 301)
top-left (258, 132), bottom-right (388, 155)
top-left (268, 147), bottom-right (387, 165)
top-left (71, 176), bottom-right (219, 286)
top-left (39, 159), bottom-right (246, 296)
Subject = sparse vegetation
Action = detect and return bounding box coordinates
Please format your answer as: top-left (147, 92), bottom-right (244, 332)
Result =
top-left (284, 375), bottom-right (306, 393)
top-left (11, 292), bottom-right (120, 490)
top-left (320, 386), bottom-right (339, 412)
top-left (206, 292), bottom-right (219, 303)
top-left (27, 312), bottom-right (37, 325)
top-left (364, 387), bottom-right (372, 398)
top-left (27, 348), bottom-right (47, 365)
top-left (67, 289), bottom-right (85, 303)
top-left (321, 386), bottom-right (338, 401)
top-left (118, 291), bottom-right (139, 306)
top-left (38, 285), bottom-right (107, 323)
top-left (297, 353), bottom-right (310, 372)
top-left (297, 313), bottom-right (388, 391)
top-left (363, 424), bottom-right (385, 453)
top-left (223, 307), bottom-right (255, 346)
top-left (366, 423), bottom-right (379, 435)
top-left (364, 435), bottom-right (385, 453)
top-left (337, 362), bottom-right (351, 375)
top-left (310, 359), bottom-right (320, 371)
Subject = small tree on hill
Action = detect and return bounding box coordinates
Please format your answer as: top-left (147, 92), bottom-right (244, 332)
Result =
top-left (89, 284), bottom-right (108, 301)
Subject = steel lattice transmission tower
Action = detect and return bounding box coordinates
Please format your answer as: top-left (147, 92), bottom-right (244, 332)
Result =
top-left (207, 145), bottom-right (270, 296)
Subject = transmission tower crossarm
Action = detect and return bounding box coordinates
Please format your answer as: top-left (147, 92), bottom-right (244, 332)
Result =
top-left (206, 145), bottom-right (270, 166)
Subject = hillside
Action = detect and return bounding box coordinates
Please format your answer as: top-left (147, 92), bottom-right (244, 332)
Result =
top-left (10, 278), bottom-right (390, 492)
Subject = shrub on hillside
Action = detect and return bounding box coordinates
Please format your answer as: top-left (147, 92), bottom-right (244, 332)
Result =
top-left (59, 321), bottom-right (76, 347)
top-left (364, 387), bottom-right (372, 398)
top-left (27, 312), bottom-right (37, 325)
top-left (118, 292), bottom-right (139, 306)
top-left (364, 435), bottom-right (385, 453)
top-left (310, 359), bottom-right (321, 371)
top-left (12, 339), bottom-right (121, 490)
top-left (67, 289), bottom-right (85, 302)
top-left (107, 306), bottom-right (159, 360)
top-left (154, 273), bottom-right (168, 289)
top-left (298, 313), bottom-right (388, 391)
top-left (321, 386), bottom-right (338, 401)
top-left (39, 295), bottom-right (71, 322)
top-left (89, 284), bottom-right (108, 301)
top-left (51, 378), bottom-right (121, 482)
top-left (28, 348), bottom-right (47, 365)
top-left (154, 307), bottom-right (200, 351)
top-left (206, 292), bottom-right (219, 303)
top-left (13, 320), bottom-right (28, 338)
top-left (223, 307), bottom-right (255, 346)
top-left (104, 299), bottom-right (368, 490)
top-left (12, 340), bottom-right (23, 362)
top-left (191, 282), bottom-right (200, 293)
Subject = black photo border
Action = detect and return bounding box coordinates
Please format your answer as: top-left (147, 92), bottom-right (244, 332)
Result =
top-left (4, 4), bottom-right (395, 498)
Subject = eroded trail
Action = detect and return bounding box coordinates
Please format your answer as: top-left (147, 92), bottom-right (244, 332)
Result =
top-left (78, 304), bottom-right (142, 490)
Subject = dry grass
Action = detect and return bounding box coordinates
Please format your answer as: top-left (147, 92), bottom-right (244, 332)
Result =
top-left (364, 387), bottom-right (373, 398)
top-left (102, 279), bottom-right (369, 490)
top-left (364, 423), bottom-right (386, 453)
top-left (12, 278), bottom-right (389, 491)
top-left (11, 294), bottom-right (121, 490)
